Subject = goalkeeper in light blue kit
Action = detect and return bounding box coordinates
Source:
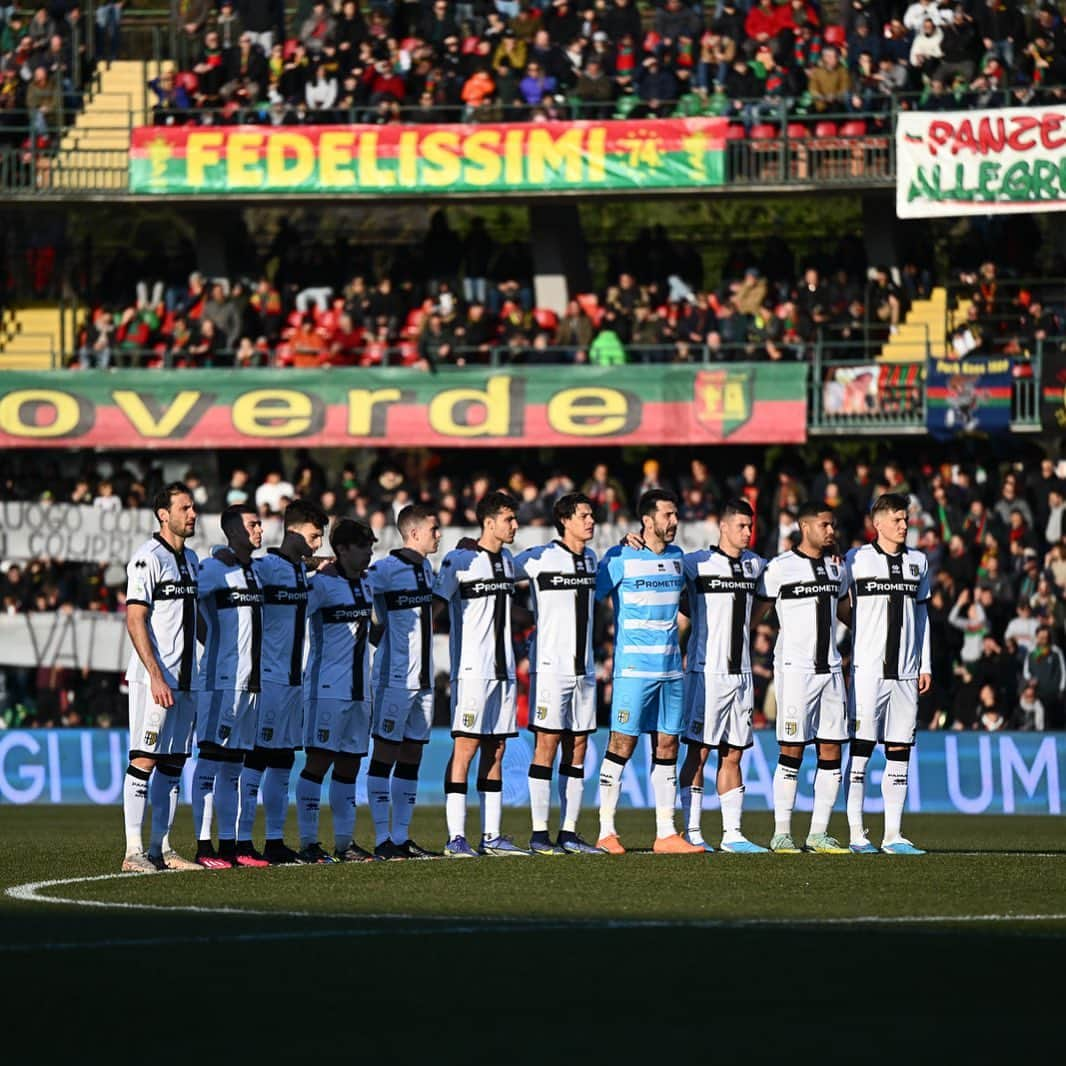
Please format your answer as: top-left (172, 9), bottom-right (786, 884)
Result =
top-left (594, 490), bottom-right (704, 855)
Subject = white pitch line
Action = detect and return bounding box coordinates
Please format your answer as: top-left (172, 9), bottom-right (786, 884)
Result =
top-left (4, 871), bottom-right (1066, 953)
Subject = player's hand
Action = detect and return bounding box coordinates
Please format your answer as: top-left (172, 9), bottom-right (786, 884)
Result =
top-left (621, 532), bottom-right (645, 549)
top-left (150, 674), bottom-right (174, 708)
top-left (918, 672), bottom-right (932, 695)
top-left (313, 555), bottom-right (334, 571)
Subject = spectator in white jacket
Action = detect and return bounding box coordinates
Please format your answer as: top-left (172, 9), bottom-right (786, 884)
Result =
top-left (910, 19), bottom-right (944, 68)
top-left (305, 66), bottom-right (338, 111)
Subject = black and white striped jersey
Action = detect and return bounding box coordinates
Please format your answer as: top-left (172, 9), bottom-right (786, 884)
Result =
top-left (304, 567), bottom-right (374, 702)
top-left (367, 548), bottom-right (435, 691)
top-left (433, 546), bottom-right (516, 682)
top-left (684, 547), bottom-right (766, 676)
top-left (253, 549), bottom-right (311, 688)
top-left (757, 549), bottom-right (848, 673)
top-left (196, 556), bottom-right (262, 693)
top-left (845, 542), bottom-right (931, 680)
top-left (514, 540), bottom-right (598, 679)
top-left (125, 533), bottom-right (199, 692)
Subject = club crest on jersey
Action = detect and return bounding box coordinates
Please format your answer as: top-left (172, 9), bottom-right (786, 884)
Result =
top-left (317, 729), bottom-right (330, 743)
top-left (785, 721), bottom-right (797, 737)
top-left (536, 705), bottom-right (548, 721)
top-left (618, 710), bottom-right (630, 725)
top-left (462, 713), bottom-right (476, 729)
top-left (674, 561), bottom-right (681, 573)
top-left (143, 730), bottom-right (158, 746)
top-left (909, 564), bottom-right (920, 577)
top-left (382, 718), bottom-right (396, 733)
top-left (261, 727), bottom-right (273, 741)
top-left (742, 559), bottom-right (754, 575)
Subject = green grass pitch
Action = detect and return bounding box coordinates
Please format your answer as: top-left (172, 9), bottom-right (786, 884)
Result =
top-left (2, 806), bottom-right (1063, 1062)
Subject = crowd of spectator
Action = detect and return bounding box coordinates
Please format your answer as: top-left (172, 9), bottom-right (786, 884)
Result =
top-left (0, 2), bottom-right (113, 150)
top-left (149, 0), bottom-right (1066, 130)
top-left (73, 210), bottom-right (937, 368)
top-left (2, 442), bottom-right (1064, 732)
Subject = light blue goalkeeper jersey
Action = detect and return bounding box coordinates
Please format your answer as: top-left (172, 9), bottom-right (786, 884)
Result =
top-left (595, 543), bottom-right (685, 680)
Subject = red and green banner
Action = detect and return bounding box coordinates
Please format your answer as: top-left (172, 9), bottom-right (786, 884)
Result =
top-left (0, 365), bottom-right (805, 448)
top-left (129, 118), bottom-right (727, 195)
top-left (926, 356), bottom-right (1012, 437)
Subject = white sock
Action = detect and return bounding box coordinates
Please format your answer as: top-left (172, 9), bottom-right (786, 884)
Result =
top-left (559, 764), bottom-right (584, 833)
top-left (262, 765), bottom-right (291, 840)
top-left (330, 774), bottom-right (357, 851)
top-left (192, 757), bottom-right (219, 843)
top-left (651, 759), bottom-right (679, 839)
top-left (810, 763), bottom-right (842, 836)
top-left (445, 786), bottom-right (467, 840)
top-left (123, 766), bottom-right (150, 855)
top-left (478, 778), bottom-right (502, 840)
top-left (391, 767), bottom-right (419, 843)
top-left (528, 766), bottom-right (552, 833)
top-left (295, 770), bottom-right (323, 847)
top-left (720, 786), bottom-right (745, 842)
top-left (148, 766), bottom-right (181, 856)
top-left (366, 768), bottom-right (392, 845)
top-left (215, 762), bottom-right (241, 842)
top-left (237, 764), bottom-right (262, 841)
top-left (681, 783), bottom-right (704, 842)
top-left (773, 758), bottom-right (800, 836)
top-left (847, 754), bottom-right (870, 842)
top-left (598, 752), bottom-right (626, 839)
top-left (882, 753), bottom-right (910, 844)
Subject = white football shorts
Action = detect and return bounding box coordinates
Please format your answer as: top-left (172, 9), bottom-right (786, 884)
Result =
top-left (128, 682), bottom-right (196, 757)
top-left (528, 673), bottom-right (596, 735)
top-left (683, 671), bottom-right (754, 749)
top-left (775, 668), bottom-right (847, 745)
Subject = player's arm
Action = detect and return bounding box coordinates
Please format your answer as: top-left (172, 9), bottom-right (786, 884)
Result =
top-left (916, 560), bottom-right (932, 694)
top-left (595, 546), bottom-right (623, 603)
top-left (126, 605), bottom-right (172, 708)
top-left (750, 559), bottom-right (776, 629)
top-left (432, 551), bottom-right (460, 619)
top-left (125, 553), bottom-right (173, 707)
top-left (835, 550), bottom-right (854, 627)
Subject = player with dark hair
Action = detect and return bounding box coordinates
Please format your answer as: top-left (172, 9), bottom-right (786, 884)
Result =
top-left (121, 482), bottom-right (201, 873)
top-left (434, 491), bottom-right (529, 857)
top-left (514, 492), bottom-right (605, 855)
top-left (365, 504), bottom-right (443, 860)
top-left (239, 498), bottom-right (328, 864)
top-left (595, 490), bottom-right (703, 854)
top-left (296, 518), bottom-right (377, 863)
top-left (754, 500), bottom-right (850, 853)
top-left (678, 498), bottom-right (769, 853)
top-left (842, 492), bottom-right (931, 855)
top-left (191, 503), bottom-right (268, 869)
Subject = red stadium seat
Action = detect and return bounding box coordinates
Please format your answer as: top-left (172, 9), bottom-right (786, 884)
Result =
top-left (787, 123), bottom-right (809, 139)
top-left (750, 123), bottom-right (777, 140)
top-left (725, 124), bottom-right (747, 141)
top-left (823, 24), bottom-right (846, 48)
top-left (576, 292), bottom-right (600, 321)
top-left (840, 120), bottom-right (867, 137)
top-left (533, 307), bottom-right (558, 332)
top-left (814, 121), bottom-right (838, 139)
